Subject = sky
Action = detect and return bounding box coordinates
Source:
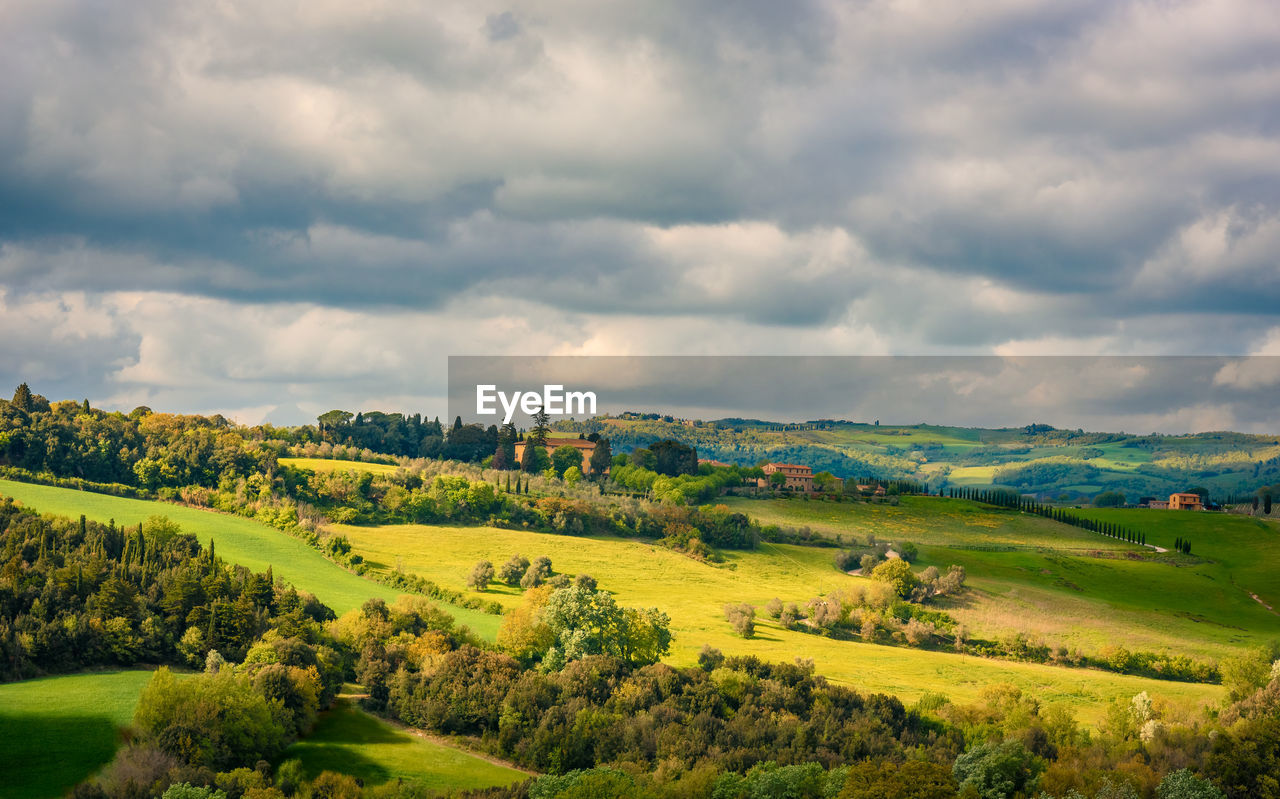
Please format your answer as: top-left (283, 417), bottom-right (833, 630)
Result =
top-left (1, 0), bottom-right (1278, 428)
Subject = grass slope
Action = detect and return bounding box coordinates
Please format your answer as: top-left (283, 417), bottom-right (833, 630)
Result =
top-left (279, 457), bottom-right (400, 476)
top-left (0, 670), bottom-right (156, 799)
top-left (724, 496), bottom-right (1280, 661)
top-left (336, 520), bottom-right (1224, 726)
top-left (0, 480), bottom-right (499, 640)
top-left (1075, 508), bottom-right (1280, 612)
top-left (284, 697), bottom-right (527, 791)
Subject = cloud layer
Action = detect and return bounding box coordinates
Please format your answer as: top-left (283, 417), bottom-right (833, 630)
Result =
top-left (1, 0), bottom-right (1278, 421)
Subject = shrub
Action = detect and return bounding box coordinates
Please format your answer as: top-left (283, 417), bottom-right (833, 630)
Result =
top-left (724, 603), bottom-right (756, 638)
top-left (467, 560), bottom-right (495, 591)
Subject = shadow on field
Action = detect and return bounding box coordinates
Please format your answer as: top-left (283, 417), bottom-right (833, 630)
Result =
top-left (287, 699), bottom-right (403, 786)
top-left (292, 743), bottom-right (395, 785)
top-left (0, 713), bottom-right (121, 799)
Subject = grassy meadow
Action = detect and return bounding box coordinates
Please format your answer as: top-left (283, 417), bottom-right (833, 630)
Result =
top-left (723, 496), bottom-right (1280, 661)
top-left (0, 670), bottom-right (158, 799)
top-left (279, 457), bottom-right (400, 476)
top-left (335, 519), bottom-right (1226, 726)
top-left (284, 697), bottom-right (528, 792)
top-left (0, 479), bottom-right (500, 639)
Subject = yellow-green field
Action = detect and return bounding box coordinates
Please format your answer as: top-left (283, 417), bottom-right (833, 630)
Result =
top-left (279, 457), bottom-right (400, 476)
top-left (723, 496), bottom-right (1280, 661)
top-left (284, 696), bottom-right (527, 792)
top-left (335, 520), bottom-right (1225, 726)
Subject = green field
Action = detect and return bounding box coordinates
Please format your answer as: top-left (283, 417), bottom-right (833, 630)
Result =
top-left (0, 670), bottom-right (158, 799)
top-left (722, 495), bottom-right (1135, 550)
top-left (335, 519), bottom-right (1225, 726)
top-left (284, 696), bottom-right (527, 791)
top-left (723, 496), bottom-right (1280, 661)
top-left (1075, 508), bottom-right (1280, 612)
top-left (0, 480), bottom-right (500, 639)
top-left (280, 457), bottom-right (400, 476)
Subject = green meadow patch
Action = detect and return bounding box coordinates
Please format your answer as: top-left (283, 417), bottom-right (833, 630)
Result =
top-left (284, 697), bottom-right (527, 791)
top-left (0, 670), bottom-right (158, 799)
top-left (0, 479), bottom-right (499, 639)
top-left (725, 496), bottom-right (1280, 661)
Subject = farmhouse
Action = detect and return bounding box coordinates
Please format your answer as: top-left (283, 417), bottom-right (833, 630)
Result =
top-left (758, 462), bottom-right (815, 491)
top-left (513, 437), bottom-right (607, 475)
top-left (1168, 492), bottom-right (1204, 511)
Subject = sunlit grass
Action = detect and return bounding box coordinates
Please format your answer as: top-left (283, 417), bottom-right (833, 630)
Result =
top-left (336, 520), bottom-right (1225, 727)
top-left (284, 697), bottom-right (527, 791)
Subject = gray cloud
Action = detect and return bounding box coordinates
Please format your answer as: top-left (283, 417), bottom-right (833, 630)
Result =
top-left (1, 0), bottom-right (1279, 417)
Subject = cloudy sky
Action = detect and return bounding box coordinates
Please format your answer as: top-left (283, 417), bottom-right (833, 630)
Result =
top-left (2, 0), bottom-right (1278, 426)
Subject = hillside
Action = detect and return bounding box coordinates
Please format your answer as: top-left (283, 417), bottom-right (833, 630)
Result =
top-left (720, 496), bottom-right (1280, 663)
top-left (555, 415), bottom-right (1280, 502)
top-left (0, 479), bottom-right (501, 638)
top-left (333, 516), bottom-right (1227, 725)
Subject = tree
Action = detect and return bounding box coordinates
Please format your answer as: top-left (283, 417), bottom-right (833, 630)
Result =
top-left (499, 555), bottom-right (530, 586)
top-left (769, 471), bottom-right (788, 489)
top-left (521, 556), bottom-right (553, 589)
top-left (552, 445), bottom-right (583, 478)
top-left (521, 443), bottom-right (550, 473)
top-left (563, 466), bottom-right (583, 485)
top-left (765, 597), bottom-right (784, 619)
top-left (497, 423), bottom-right (517, 468)
top-left (870, 559), bottom-right (918, 598)
top-left (134, 668), bottom-right (287, 770)
top-left (1220, 646), bottom-right (1276, 701)
top-left (724, 602), bottom-right (756, 638)
top-left (813, 471), bottom-right (839, 492)
top-left (589, 438), bottom-right (612, 477)
top-left (528, 407), bottom-right (551, 447)
top-left (538, 586), bottom-right (672, 668)
top-left (952, 740), bottom-right (1043, 799)
top-left (11, 383), bottom-right (33, 413)
top-left (1094, 490), bottom-right (1126, 508)
top-left (1156, 769), bottom-right (1227, 799)
top-left (839, 760), bottom-right (958, 799)
top-left (650, 439), bottom-right (698, 476)
top-left (467, 560), bottom-right (495, 591)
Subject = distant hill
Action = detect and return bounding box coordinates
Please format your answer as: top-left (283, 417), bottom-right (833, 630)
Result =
top-left (553, 415), bottom-right (1280, 502)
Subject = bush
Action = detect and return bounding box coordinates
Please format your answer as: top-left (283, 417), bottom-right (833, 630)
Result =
top-left (467, 560), bottom-right (495, 591)
top-left (499, 555), bottom-right (530, 586)
top-left (134, 668), bottom-right (287, 771)
top-left (724, 603), bottom-right (756, 639)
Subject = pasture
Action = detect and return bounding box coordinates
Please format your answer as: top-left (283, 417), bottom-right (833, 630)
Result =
top-left (334, 519), bottom-right (1226, 726)
top-left (724, 496), bottom-right (1280, 660)
top-left (0, 480), bottom-right (500, 640)
top-left (279, 457), bottom-right (400, 476)
top-left (284, 697), bottom-right (528, 791)
top-left (0, 670), bottom-right (157, 799)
